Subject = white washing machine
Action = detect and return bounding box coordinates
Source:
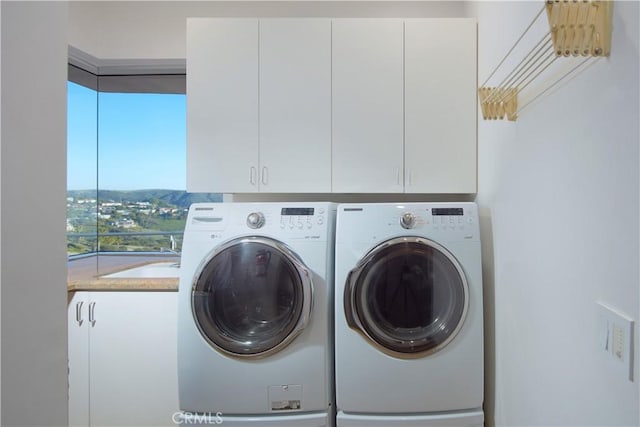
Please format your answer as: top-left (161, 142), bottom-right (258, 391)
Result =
top-left (335, 203), bottom-right (484, 427)
top-left (178, 202), bottom-right (336, 426)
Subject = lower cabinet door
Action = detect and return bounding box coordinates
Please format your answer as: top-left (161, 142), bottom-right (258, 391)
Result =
top-left (68, 292), bottom-right (90, 427)
top-left (89, 291), bottom-right (179, 426)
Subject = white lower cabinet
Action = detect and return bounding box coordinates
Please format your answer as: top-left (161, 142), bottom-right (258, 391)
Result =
top-left (68, 291), bottom-right (179, 427)
top-left (68, 292), bottom-right (90, 426)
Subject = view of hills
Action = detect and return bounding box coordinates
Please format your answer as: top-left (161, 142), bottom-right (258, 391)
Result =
top-left (67, 189), bottom-right (222, 207)
top-left (67, 189), bottom-right (222, 255)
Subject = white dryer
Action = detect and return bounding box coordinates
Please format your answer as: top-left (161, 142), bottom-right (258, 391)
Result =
top-left (335, 203), bottom-right (483, 427)
top-left (178, 202), bottom-right (336, 426)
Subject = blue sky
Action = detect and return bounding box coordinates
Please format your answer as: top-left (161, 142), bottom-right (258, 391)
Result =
top-left (67, 82), bottom-right (187, 191)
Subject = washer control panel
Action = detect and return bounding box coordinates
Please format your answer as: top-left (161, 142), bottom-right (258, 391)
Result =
top-left (279, 207), bottom-right (326, 231)
top-left (246, 212), bottom-right (266, 229)
top-left (235, 206), bottom-right (330, 238)
top-left (400, 212), bottom-right (416, 229)
top-left (187, 203), bottom-right (334, 241)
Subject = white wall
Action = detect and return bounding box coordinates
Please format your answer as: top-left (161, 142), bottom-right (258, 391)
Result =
top-left (66, 2), bottom-right (640, 426)
top-left (1, 2), bottom-right (68, 426)
top-left (68, 0), bottom-right (466, 60)
top-left (469, 1), bottom-right (639, 426)
top-left (0, 1), bottom-right (3, 421)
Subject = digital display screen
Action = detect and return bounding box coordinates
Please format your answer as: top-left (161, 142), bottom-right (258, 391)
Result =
top-left (432, 208), bottom-right (464, 216)
top-left (281, 208), bottom-right (315, 216)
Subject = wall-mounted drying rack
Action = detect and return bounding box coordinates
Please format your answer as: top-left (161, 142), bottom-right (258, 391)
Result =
top-left (479, 0), bottom-right (613, 121)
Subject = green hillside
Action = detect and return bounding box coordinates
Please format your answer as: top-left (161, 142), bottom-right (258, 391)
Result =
top-left (67, 189), bottom-right (222, 207)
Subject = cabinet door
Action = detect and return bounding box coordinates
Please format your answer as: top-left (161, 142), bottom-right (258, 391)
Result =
top-left (89, 292), bottom-right (179, 426)
top-left (332, 19), bottom-right (404, 193)
top-left (187, 19), bottom-right (259, 193)
top-left (405, 19), bottom-right (477, 193)
top-left (259, 19), bottom-right (332, 193)
top-left (68, 292), bottom-right (90, 427)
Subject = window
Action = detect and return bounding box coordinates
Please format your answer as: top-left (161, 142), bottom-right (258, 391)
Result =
top-left (67, 79), bottom-right (98, 255)
top-left (67, 65), bottom-right (220, 258)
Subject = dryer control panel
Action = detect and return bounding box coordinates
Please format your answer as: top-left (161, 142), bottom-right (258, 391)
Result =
top-left (395, 206), bottom-right (476, 232)
top-left (392, 205), bottom-right (478, 241)
top-left (336, 202), bottom-right (479, 243)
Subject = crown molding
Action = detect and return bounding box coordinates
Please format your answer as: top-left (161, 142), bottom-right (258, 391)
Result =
top-left (68, 46), bottom-right (186, 76)
top-left (68, 46), bottom-right (100, 74)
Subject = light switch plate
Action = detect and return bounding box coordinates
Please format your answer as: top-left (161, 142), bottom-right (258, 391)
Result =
top-left (597, 302), bottom-right (635, 382)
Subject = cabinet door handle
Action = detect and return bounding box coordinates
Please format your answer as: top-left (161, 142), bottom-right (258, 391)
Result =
top-left (396, 167), bottom-right (401, 186)
top-left (88, 302), bottom-right (96, 327)
top-left (408, 170), bottom-right (413, 187)
top-left (250, 167), bottom-right (257, 186)
top-left (261, 167), bottom-right (268, 186)
top-left (75, 301), bottom-right (84, 326)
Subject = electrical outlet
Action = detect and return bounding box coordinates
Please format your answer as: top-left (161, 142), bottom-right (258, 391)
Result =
top-left (597, 302), bottom-right (635, 382)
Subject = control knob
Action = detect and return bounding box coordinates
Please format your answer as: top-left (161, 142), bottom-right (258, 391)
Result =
top-left (400, 212), bottom-right (415, 229)
top-left (246, 212), bottom-right (265, 229)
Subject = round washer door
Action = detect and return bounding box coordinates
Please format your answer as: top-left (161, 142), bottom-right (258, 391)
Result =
top-left (192, 236), bottom-right (312, 357)
top-left (345, 237), bottom-right (469, 356)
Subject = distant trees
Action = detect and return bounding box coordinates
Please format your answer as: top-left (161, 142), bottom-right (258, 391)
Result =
top-left (67, 190), bottom-right (197, 255)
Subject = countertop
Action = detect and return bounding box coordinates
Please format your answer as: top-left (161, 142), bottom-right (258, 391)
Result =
top-left (67, 254), bottom-right (180, 292)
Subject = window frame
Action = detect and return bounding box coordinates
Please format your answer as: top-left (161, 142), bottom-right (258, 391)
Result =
top-left (67, 54), bottom-right (191, 259)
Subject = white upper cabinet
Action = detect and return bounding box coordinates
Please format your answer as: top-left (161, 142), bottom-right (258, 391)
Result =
top-left (332, 19), bottom-right (405, 193)
top-left (187, 18), bottom-right (331, 193)
top-left (259, 19), bottom-right (332, 193)
top-left (187, 19), bottom-right (259, 193)
top-left (187, 18), bottom-right (477, 194)
top-left (404, 18), bottom-right (477, 194)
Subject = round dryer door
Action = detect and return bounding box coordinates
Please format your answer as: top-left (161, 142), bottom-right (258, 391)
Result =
top-left (191, 236), bottom-right (312, 357)
top-left (345, 237), bottom-right (469, 356)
